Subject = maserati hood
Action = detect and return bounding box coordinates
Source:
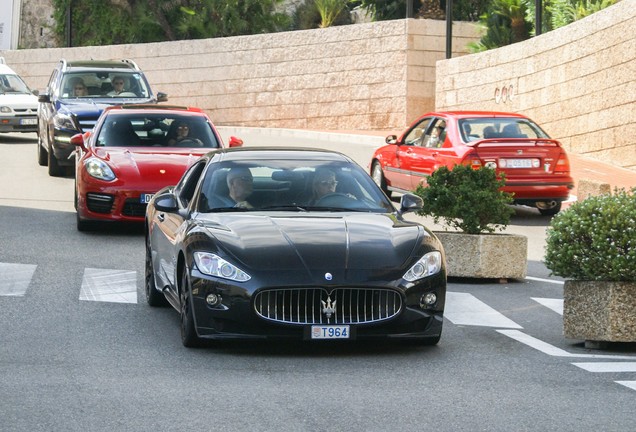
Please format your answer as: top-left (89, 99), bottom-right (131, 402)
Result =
top-left (199, 213), bottom-right (426, 277)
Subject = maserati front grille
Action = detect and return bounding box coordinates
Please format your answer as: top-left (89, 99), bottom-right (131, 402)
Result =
top-left (254, 287), bottom-right (402, 325)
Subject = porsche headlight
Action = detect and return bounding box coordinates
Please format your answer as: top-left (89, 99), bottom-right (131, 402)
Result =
top-left (85, 157), bottom-right (116, 181)
top-left (194, 252), bottom-right (251, 282)
top-left (53, 113), bottom-right (75, 130)
top-left (403, 251), bottom-right (442, 282)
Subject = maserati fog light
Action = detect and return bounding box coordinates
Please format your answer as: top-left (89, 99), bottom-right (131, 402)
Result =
top-left (420, 293), bottom-right (437, 308)
top-left (206, 293), bottom-right (222, 307)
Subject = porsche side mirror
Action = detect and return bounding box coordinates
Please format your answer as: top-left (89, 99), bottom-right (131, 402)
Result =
top-left (153, 193), bottom-right (179, 213)
top-left (70, 132), bottom-right (89, 151)
top-left (228, 136), bottom-right (243, 148)
top-left (386, 135), bottom-right (398, 145)
top-left (399, 193), bottom-right (423, 214)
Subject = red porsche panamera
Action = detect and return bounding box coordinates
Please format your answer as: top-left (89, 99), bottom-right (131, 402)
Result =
top-left (370, 111), bottom-right (574, 215)
top-left (72, 105), bottom-right (242, 230)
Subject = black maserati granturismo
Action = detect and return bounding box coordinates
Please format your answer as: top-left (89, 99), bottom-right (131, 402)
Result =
top-left (145, 147), bottom-right (446, 347)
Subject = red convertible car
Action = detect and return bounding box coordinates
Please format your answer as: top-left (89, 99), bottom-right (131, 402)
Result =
top-left (370, 111), bottom-right (574, 215)
top-left (72, 104), bottom-right (242, 230)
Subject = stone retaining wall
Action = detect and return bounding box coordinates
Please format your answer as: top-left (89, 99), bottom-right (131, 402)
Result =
top-left (436, 0), bottom-right (635, 171)
top-left (0, 19), bottom-right (479, 131)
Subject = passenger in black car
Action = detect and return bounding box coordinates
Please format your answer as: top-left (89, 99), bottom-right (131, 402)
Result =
top-left (309, 168), bottom-right (337, 204)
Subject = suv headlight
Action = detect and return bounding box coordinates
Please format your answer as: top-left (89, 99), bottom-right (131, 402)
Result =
top-left (53, 113), bottom-right (76, 130)
top-left (194, 252), bottom-right (251, 282)
top-left (85, 157), bottom-right (116, 181)
top-left (403, 251), bottom-right (443, 281)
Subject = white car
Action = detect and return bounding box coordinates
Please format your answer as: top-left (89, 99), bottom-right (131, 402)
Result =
top-left (0, 57), bottom-right (38, 134)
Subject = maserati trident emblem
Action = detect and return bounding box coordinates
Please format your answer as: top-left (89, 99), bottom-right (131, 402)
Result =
top-left (321, 295), bottom-right (336, 319)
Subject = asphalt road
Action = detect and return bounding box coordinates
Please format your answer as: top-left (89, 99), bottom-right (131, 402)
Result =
top-left (1, 132), bottom-right (635, 432)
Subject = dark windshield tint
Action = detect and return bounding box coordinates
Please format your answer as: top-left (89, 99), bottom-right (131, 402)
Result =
top-left (96, 113), bottom-right (219, 148)
top-left (198, 159), bottom-right (394, 213)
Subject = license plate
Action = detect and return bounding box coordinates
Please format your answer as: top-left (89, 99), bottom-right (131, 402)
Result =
top-left (311, 325), bottom-right (350, 339)
top-left (501, 158), bottom-right (533, 168)
top-left (140, 193), bottom-right (154, 203)
top-left (20, 118), bottom-right (38, 125)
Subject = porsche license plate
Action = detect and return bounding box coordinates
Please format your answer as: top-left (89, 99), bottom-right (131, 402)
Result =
top-left (311, 325), bottom-right (350, 339)
top-left (140, 193), bottom-right (154, 203)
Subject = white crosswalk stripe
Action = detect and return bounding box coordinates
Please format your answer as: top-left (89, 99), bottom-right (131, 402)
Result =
top-left (444, 291), bottom-right (522, 328)
top-left (79, 268), bottom-right (138, 304)
top-left (531, 297), bottom-right (563, 315)
top-left (0, 262), bottom-right (37, 297)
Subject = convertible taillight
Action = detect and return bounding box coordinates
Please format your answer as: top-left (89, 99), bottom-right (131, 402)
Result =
top-left (554, 152), bottom-right (571, 174)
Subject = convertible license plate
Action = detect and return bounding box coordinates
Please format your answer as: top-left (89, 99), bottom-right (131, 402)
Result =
top-left (311, 325), bottom-right (350, 339)
top-left (140, 193), bottom-right (154, 203)
top-left (501, 158), bottom-right (533, 168)
top-left (20, 118), bottom-right (38, 125)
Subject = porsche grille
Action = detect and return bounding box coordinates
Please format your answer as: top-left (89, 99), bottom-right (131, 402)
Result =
top-left (254, 288), bottom-right (402, 325)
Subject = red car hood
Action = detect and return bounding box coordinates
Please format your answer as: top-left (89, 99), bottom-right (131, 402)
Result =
top-left (93, 147), bottom-right (207, 185)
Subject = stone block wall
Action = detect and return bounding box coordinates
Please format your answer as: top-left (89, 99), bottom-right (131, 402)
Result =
top-left (436, 0), bottom-right (636, 171)
top-left (0, 19), bottom-right (479, 132)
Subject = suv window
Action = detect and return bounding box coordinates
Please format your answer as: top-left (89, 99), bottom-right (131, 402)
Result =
top-left (60, 72), bottom-right (150, 99)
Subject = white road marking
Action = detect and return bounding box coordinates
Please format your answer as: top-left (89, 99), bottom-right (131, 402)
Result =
top-left (532, 297), bottom-right (563, 315)
top-left (0, 262), bottom-right (37, 296)
top-left (79, 268), bottom-right (137, 304)
top-left (525, 276), bottom-right (564, 285)
top-left (616, 381), bottom-right (636, 391)
top-left (572, 362), bottom-right (636, 373)
top-left (445, 292), bottom-right (522, 329)
top-left (497, 330), bottom-right (636, 359)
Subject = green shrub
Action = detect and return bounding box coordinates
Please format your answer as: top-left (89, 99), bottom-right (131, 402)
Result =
top-left (414, 164), bottom-right (514, 235)
top-left (544, 188), bottom-right (636, 281)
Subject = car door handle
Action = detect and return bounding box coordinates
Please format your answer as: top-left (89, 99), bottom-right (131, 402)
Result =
top-left (158, 213), bottom-right (165, 222)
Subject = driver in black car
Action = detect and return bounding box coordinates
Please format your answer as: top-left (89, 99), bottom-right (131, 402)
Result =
top-left (309, 168), bottom-right (338, 205)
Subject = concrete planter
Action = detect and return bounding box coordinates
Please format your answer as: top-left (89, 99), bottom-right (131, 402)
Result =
top-left (434, 232), bottom-right (527, 280)
top-left (563, 281), bottom-right (636, 345)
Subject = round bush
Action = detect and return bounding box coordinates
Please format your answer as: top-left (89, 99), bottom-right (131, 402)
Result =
top-left (414, 164), bottom-right (514, 234)
top-left (544, 188), bottom-right (636, 281)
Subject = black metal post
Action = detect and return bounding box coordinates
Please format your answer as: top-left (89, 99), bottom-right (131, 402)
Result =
top-left (535, 0), bottom-right (542, 36)
top-left (446, 0), bottom-right (453, 58)
top-left (406, 0), bottom-right (414, 18)
top-left (66, 1), bottom-right (72, 47)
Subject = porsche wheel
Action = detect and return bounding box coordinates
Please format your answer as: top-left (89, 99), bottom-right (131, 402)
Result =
top-left (180, 268), bottom-right (201, 348)
top-left (145, 237), bottom-right (168, 307)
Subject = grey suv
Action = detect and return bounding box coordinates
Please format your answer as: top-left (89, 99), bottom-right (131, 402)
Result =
top-left (37, 59), bottom-right (167, 176)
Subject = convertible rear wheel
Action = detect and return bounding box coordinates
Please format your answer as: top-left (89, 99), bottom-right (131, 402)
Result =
top-left (180, 269), bottom-right (201, 348)
top-left (145, 237), bottom-right (168, 307)
top-left (536, 200), bottom-right (561, 216)
top-left (371, 161), bottom-right (391, 198)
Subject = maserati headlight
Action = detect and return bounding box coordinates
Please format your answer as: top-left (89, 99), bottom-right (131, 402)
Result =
top-left (53, 113), bottom-right (75, 130)
top-left (403, 251), bottom-right (442, 282)
top-left (194, 252), bottom-right (251, 282)
top-left (85, 157), bottom-right (116, 181)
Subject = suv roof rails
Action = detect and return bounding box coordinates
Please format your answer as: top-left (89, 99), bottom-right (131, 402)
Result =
top-left (59, 59), bottom-right (140, 71)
